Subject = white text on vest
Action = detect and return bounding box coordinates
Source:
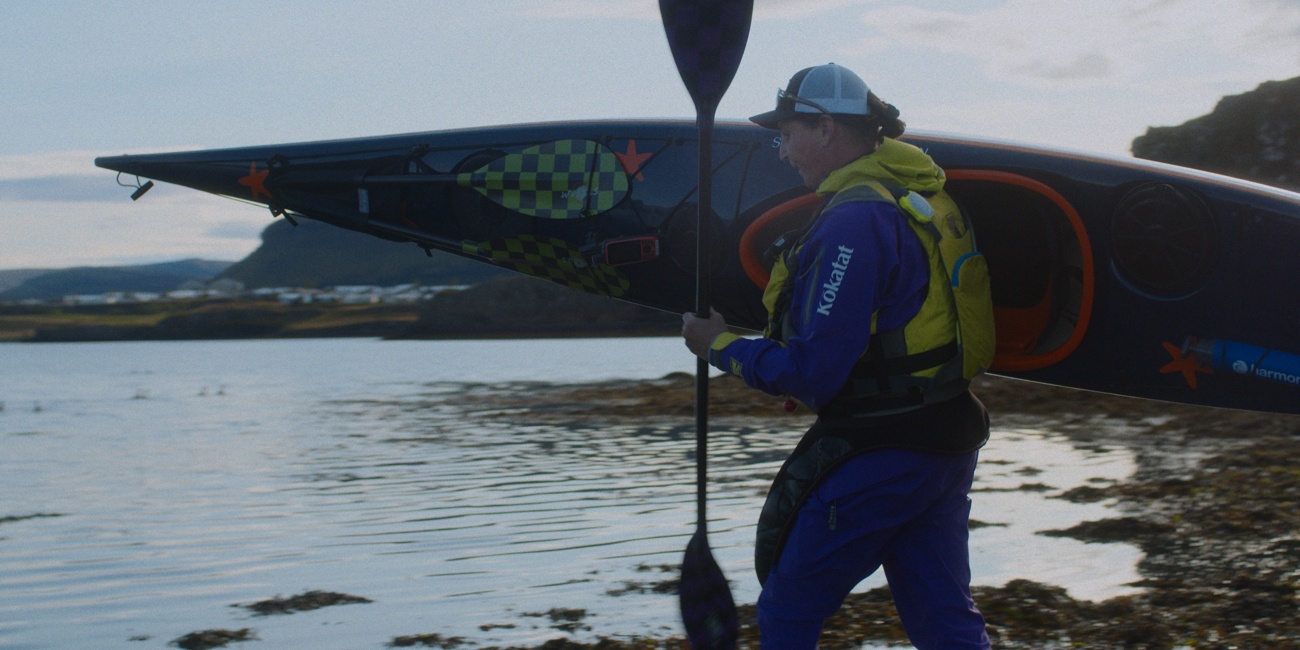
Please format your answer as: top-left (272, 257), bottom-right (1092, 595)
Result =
top-left (817, 245), bottom-right (855, 316)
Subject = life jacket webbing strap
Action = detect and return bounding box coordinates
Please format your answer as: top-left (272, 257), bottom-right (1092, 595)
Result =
top-left (857, 339), bottom-right (959, 378)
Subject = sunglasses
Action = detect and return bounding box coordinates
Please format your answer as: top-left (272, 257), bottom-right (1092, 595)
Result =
top-left (777, 88), bottom-right (831, 115)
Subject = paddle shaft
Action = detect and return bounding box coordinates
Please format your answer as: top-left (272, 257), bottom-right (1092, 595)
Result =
top-left (694, 111), bottom-right (715, 530)
top-left (660, 2), bottom-right (752, 647)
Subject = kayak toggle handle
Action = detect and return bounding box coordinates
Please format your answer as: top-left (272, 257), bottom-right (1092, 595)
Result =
top-left (116, 172), bottom-right (154, 201)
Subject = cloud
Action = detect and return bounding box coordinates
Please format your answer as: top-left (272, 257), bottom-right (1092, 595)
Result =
top-left (0, 175), bottom-right (130, 203)
top-left (0, 156), bottom-right (268, 269)
top-left (752, 0), bottom-right (871, 19)
top-left (0, 150), bottom-right (106, 180)
top-left (523, 0), bottom-right (871, 22)
top-left (522, 0), bottom-right (657, 19)
top-left (1013, 52), bottom-right (1113, 83)
top-left (848, 4), bottom-right (1125, 87)
top-left (0, 148), bottom-right (216, 206)
top-left (850, 0), bottom-right (1300, 89)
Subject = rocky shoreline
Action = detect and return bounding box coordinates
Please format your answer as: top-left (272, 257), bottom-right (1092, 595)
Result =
top-left (444, 374), bottom-right (1300, 649)
top-left (168, 374), bottom-right (1300, 649)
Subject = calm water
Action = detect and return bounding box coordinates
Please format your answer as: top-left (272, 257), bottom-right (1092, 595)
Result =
top-left (1, 338), bottom-right (1141, 649)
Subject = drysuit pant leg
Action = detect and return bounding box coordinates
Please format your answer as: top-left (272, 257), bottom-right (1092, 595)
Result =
top-left (755, 449), bottom-right (987, 650)
top-left (882, 451), bottom-right (990, 649)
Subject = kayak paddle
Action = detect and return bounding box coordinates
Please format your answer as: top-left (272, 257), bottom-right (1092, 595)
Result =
top-left (658, 1), bottom-right (753, 648)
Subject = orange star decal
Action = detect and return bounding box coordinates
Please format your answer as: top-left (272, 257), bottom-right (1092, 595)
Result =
top-left (615, 139), bottom-right (653, 181)
top-left (1160, 340), bottom-right (1211, 389)
top-left (238, 162), bottom-right (272, 200)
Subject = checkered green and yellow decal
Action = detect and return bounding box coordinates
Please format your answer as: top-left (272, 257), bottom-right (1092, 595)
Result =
top-left (457, 140), bottom-right (629, 219)
top-left (462, 235), bottom-right (630, 297)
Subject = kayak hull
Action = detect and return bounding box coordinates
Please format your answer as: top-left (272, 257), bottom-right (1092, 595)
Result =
top-left (96, 120), bottom-right (1300, 414)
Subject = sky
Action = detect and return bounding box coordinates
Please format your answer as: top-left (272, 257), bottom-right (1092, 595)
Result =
top-left (2, 0), bottom-right (1298, 270)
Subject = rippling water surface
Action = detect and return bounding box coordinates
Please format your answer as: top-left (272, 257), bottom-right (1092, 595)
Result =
top-left (1, 338), bottom-right (1141, 649)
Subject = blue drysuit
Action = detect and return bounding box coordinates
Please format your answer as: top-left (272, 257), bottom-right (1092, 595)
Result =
top-left (708, 141), bottom-right (991, 649)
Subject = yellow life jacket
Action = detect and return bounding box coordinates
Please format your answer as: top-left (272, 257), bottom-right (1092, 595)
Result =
top-left (767, 173), bottom-right (995, 415)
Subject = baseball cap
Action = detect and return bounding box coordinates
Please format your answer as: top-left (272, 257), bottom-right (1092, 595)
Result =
top-left (749, 63), bottom-right (872, 129)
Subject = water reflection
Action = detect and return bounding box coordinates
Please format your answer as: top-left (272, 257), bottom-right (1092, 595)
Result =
top-left (970, 425), bottom-right (1142, 602)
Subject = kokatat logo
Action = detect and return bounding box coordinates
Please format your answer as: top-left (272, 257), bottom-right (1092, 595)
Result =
top-left (816, 245), bottom-right (855, 316)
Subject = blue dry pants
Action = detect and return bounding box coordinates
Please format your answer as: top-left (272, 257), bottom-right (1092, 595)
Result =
top-left (757, 448), bottom-right (989, 649)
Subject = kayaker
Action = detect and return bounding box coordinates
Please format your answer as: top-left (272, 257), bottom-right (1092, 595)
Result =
top-left (682, 62), bottom-right (994, 649)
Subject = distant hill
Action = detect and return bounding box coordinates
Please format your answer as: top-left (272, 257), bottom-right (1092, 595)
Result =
top-left (218, 218), bottom-right (512, 289)
top-left (0, 268), bottom-right (50, 293)
top-left (0, 259), bottom-right (232, 301)
top-left (0, 218), bottom-right (514, 302)
top-left (1133, 76), bottom-right (1300, 191)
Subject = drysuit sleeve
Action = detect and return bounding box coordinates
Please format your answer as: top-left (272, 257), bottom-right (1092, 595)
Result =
top-left (708, 200), bottom-right (928, 411)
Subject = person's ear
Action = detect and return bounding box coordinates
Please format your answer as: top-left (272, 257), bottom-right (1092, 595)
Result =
top-left (817, 114), bottom-right (835, 146)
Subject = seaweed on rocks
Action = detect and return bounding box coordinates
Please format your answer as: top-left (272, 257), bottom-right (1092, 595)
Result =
top-left (237, 590), bottom-right (373, 616)
top-left (170, 628), bottom-right (257, 650)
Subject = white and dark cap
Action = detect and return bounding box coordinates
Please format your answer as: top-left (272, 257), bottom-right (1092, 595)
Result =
top-left (750, 63), bottom-right (872, 129)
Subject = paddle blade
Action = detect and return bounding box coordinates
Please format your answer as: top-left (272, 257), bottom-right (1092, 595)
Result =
top-left (457, 139), bottom-right (629, 219)
top-left (659, 0), bottom-right (754, 111)
top-left (680, 529), bottom-right (738, 650)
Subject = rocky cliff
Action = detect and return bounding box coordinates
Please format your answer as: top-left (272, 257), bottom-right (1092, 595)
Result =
top-left (1132, 77), bottom-right (1300, 191)
top-left (219, 218), bottom-right (511, 289)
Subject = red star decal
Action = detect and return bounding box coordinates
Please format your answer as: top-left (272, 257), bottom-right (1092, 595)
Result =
top-left (614, 139), bottom-right (653, 181)
top-left (1160, 341), bottom-right (1211, 389)
top-left (238, 162), bottom-right (272, 200)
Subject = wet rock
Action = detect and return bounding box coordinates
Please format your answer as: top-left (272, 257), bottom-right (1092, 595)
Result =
top-left (1039, 516), bottom-right (1176, 543)
top-left (1055, 484), bottom-right (1114, 503)
top-left (0, 513), bottom-right (64, 525)
top-left (482, 639), bottom-right (681, 650)
top-left (170, 628), bottom-right (257, 650)
top-left (237, 590), bottom-right (372, 616)
top-left (607, 564), bottom-right (680, 596)
top-left (523, 608), bottom-right (591, 633)
top-left (389, 632), bottom-right (469, 648)
top-left (462, 373), bottom-right (811, 421)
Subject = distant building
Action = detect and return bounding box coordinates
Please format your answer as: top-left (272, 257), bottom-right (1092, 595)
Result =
top-left (7, 281), bottom-right (470, 307)
top-left (207, 278), bottom-right (245, 295)
top-left (63, 294), bottom-right (111, 306)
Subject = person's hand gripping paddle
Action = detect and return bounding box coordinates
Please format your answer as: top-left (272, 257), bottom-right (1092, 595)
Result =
top-left (658, 1), bottom-right (753, 648)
